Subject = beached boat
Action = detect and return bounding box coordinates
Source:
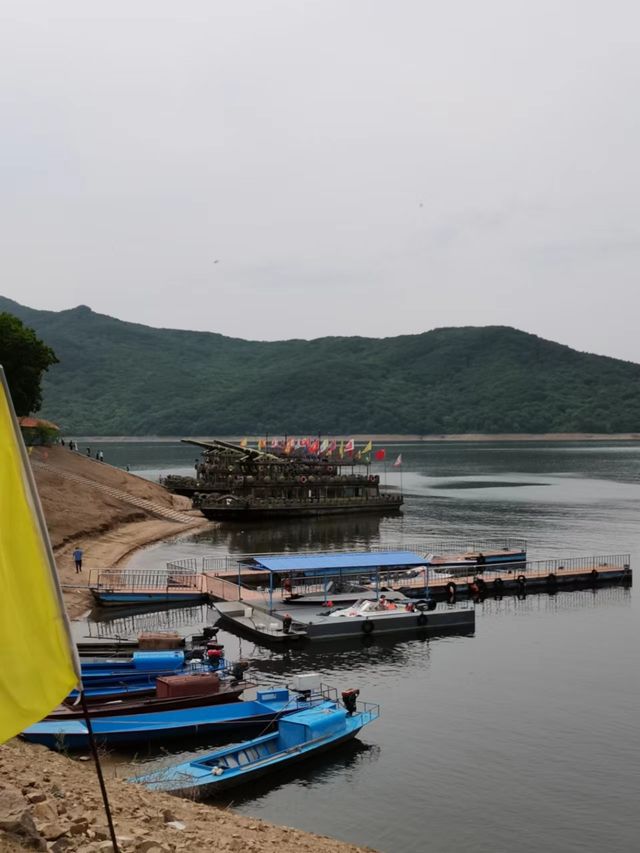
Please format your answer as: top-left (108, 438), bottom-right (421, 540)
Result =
top-left (129, 694), bottom-right (379, 796)
top-left (22, 686), bottom-right (326, 750)
top-left (164, 439), bottom-right (402, 520)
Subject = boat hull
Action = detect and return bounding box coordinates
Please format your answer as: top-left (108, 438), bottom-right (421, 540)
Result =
top-left (170, 730), bottom-right (362, 795)
top-left (199, 500), bottom-right (403, 521)
top-left (23, 690), bottom-right (318, 750)
top-left (306, 607), bottom-right (475, 640)
top-left (91, 591), bottom-right (207, 607)
top-left (51, 684), bottom-right (247, 719)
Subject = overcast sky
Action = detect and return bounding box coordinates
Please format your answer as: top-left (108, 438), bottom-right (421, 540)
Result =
top-left (2, 1), bottom-right (639, 360)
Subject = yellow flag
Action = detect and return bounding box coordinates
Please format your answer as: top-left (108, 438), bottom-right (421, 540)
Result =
top-left (0, 370), bottom-right (79, 743)
top-left (361, 440), bottom-right (373, 455)
top-left (239, 438), bottom-right (248, 447)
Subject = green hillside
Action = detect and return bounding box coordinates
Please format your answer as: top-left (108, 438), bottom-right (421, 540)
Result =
top-left (1, 295), bottom-right (639, 435)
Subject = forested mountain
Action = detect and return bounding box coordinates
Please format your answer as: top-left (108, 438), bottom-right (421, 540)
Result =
top-left (2, 295), bottom-right (639, 435)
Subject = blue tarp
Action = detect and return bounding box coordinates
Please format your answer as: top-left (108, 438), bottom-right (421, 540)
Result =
top-left (243, 551), bottom-right (426, 574)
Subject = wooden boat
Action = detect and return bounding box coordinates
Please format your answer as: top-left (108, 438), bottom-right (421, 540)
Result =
top-left (130, 696), bottom-right (379, 796)
top-left (22, 687), bottom-right (326, 750)
top-left (51, 675), bottom-right (251, 720)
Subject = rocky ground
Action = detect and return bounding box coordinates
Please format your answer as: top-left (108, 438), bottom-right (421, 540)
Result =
top-left (0, 740), bottom-right (373, 853)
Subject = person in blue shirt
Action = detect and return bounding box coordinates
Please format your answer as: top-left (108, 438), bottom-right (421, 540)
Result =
top-left (73, 546), bottom-right (83, 573)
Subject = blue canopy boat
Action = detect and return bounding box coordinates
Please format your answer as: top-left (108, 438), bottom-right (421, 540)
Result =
top-left (130, 693), bottom-right (379, 797)
top-left (22, 687), bottom-right (325, 750)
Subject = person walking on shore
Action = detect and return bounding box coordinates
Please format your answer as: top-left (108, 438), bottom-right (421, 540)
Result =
top-left (73, 545), bottom-right (83, 573)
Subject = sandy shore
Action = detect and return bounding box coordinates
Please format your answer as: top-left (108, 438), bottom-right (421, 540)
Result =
top-left (0, 448), bottom-right (376, 853)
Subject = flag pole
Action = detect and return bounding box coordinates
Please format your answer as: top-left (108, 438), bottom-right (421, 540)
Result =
top-left (80, 692), bottom-right (120, 852)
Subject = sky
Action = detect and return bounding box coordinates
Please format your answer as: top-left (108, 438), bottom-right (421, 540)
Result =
top-left (1, 1), bottom-right (640, 360)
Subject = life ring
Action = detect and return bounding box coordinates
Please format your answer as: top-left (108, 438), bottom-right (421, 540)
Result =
top-left (547, 573), bottom-right (557, 586)
top-left (517, 574), bottom-right (527, 586)
top-left (368, 474), bottom-right (376, 483)
top-left (446, 581), bottom-right (457, 597)
top-left (326, 466), bottom-right (334, 474)
top-left (417, 613), bottom-right (428, 627)
top-left (299, 476), bottom-right (308, 484)
top-left (362, 620), bottom-right (374, 634)
top-left (493, 577), bottom-right (504, 593)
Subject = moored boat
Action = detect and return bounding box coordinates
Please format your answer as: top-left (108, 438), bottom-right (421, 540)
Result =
top-left (129, 692), bottom-right (379, 796)
top-left (51, 672), bottom-right (250, 719)
top-left (425, 546), bottom-right (526, 575)
top-left (22, 685), bottom-right (329, 750)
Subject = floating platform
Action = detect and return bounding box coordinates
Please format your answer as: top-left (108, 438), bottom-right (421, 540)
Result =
top-left (213, 599), bottom-right (474, 643)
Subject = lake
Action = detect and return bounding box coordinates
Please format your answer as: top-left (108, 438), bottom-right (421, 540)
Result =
top-left (77, 440), bottom-right (640, 853)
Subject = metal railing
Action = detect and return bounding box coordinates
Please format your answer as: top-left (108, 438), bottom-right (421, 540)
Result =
top-left (89, 566), bottom-right (202, 591)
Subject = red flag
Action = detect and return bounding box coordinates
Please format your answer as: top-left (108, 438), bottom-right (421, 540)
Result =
top-left (344, 438), bottom-right (355, 454)
top-left (374, 449), bottom-right (386, 461)
top-left (393, 453), bottom-right (402, 467)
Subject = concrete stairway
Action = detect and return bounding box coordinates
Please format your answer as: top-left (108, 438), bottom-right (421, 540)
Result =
top-left (33, 461), bottom-right (197, 524)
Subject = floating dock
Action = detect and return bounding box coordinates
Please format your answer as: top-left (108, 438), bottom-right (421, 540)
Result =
top-left (88, 548), bottom-right (632, 617)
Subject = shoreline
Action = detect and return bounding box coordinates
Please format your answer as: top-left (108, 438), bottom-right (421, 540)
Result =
top-left (57, 516), bottom-right (210, 619)
top-left (69, 432), bottom-right (640, 443)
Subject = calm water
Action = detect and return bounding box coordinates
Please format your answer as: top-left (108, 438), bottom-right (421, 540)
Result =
top-left (78, 441), bottom-right (640, 853)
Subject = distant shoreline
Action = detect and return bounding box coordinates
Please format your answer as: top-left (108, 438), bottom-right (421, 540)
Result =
top-left (69, 433), bottom-right (640, 443)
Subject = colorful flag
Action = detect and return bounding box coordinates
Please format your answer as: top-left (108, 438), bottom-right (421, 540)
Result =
top-left (258, 439), bottom-right (266, 450)
top-left (320, 439), bottom-right (329, 453)
top-left (361, 440), bottom-right (373, 456)
top-left (0, 369), bottom-right (80, 743)
top-left (375, 449), bottom-right (386, 461)
top-left (393, 453), bottom-right (403, 467)
top-left (239, 438), bottom-right (248, 448)
top-left (271, 439), bottom-right (280, 448)
top-left (344, 438), bottom-right (355, 454)
top-left (338, 440), bottom-right (344, 458)
top-left (309, 440), bottom-right (319, 454)
top-left (328, 439), bottom-right (337, 454)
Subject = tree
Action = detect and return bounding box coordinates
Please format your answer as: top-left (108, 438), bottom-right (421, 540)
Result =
top-left (0, 313), bottom-right (59, 415)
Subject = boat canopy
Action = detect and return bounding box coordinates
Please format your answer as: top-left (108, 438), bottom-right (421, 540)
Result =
top-left (240, 551), bottom-right (426, 575)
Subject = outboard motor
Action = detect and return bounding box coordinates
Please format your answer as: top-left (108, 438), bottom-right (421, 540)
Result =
top-left (342, 688), bottom-right (360, 716)
top-left (231, 660), bottom-right (250, 682)
top-left (202, 626), bottom-right (219, 641)
top-left (207, 648), bottom-right (224, 670)
top-left (282, 613), bottom-right (293, 634)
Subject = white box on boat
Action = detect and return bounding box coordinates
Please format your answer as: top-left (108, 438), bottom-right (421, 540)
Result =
top-left (290, 673), bottom-right (321, 692)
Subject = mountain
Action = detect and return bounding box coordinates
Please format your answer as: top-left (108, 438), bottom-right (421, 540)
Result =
top-left (2, 295), bottom-right (640, 435)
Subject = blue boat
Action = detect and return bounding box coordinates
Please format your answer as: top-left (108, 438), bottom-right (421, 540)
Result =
top-left (22, 687), bottom-right (326, 750)
top-left (75, 652), bottom-right (229, 700)
top-left (130, 695), bottom-right (379, 796)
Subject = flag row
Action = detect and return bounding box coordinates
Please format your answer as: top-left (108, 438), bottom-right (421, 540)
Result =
top-left (240, 436), bottom-right (402, 466)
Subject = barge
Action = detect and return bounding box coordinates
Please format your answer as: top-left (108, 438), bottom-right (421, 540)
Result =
top-left (164, 438), bottom-right (403, 520)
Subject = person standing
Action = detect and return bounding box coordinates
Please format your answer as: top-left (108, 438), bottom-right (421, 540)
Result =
top-left (73, 545), bottom-right (83, 573)
top-left (99, 450), bottom-right (104, 462)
